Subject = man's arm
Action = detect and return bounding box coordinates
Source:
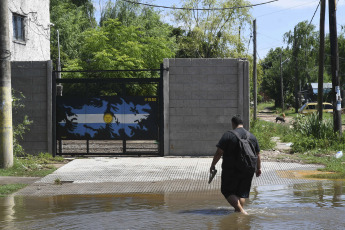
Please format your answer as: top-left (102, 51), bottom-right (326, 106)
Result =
top-left (210, 147), bottom-right (224, 173)
top-left (256, 153), bottom-right (261, 177)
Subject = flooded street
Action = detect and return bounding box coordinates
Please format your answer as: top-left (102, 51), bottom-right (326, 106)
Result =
top-left (1, 180), bottom-right (344, 229)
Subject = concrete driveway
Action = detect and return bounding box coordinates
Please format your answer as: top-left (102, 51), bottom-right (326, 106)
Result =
top-left (14, 157), bottom-right (323, 196)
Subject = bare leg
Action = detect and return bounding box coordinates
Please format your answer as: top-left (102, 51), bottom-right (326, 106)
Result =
top-left (239, 198), bottom-right (246, 207)
top-left (226, 195), bottom-right (248, 215)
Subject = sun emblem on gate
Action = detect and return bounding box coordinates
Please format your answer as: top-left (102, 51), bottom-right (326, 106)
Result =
top-left (103, 113), bottom-right (113, 124)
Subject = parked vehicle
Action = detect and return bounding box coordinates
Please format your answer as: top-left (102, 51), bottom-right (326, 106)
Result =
top-left (298, 102), bottom-right (333, 114)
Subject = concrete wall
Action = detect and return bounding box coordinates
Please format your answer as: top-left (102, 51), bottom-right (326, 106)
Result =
top-left (9, 59), bottom-right (248, 156)
top-left (163, 58), bottom-right (249, 156)
top-left (11, 61), bottom-right (52, 154)
top-left (9, 0), bottom-right (51, 61)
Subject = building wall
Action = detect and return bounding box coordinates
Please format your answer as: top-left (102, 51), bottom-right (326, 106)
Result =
top-left (9, 0), bottom-right (51, 61)
top-left (163, 58), bottom-right (249, 156)
top-left (11, 61), bottom-right (52, 154)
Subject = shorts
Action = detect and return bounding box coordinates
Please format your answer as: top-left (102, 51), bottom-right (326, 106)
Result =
top-left (221, 170), bottom-right (254, 199)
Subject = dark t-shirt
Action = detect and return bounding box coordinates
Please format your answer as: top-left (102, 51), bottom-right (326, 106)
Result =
top-left (216, 127), bottom-right (260, 171)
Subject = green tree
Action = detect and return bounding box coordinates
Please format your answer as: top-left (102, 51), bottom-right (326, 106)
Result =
top-left (63, 19), bottom-right (175, 95)
top-left (324, 31), bottom-right (345, 88)
top-left (99, 0), bottom-right (176, 55)
top-left (283, 21), bottom-right (319, 110)
top-left (261, 21), bottom-right (324, 108)
top-left (261, 47), bottom-right (285, 107)
top-left (100, 0), bottom-right (140, 26)
top-left (66, 19), bottom-right (175, 71)
top-left (284, 21), bottom-right (319, 83)
top-left (171, 0), bottom-right (252, 58)
top-left (50, 0), bottom-right (96, 68)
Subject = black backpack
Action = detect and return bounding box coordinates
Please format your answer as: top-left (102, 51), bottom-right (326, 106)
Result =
top-left (230, 130), bottom-right (258, 174)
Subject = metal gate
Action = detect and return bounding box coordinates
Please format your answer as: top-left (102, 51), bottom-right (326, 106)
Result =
top-left (52, 66), bottom-right (164, 156)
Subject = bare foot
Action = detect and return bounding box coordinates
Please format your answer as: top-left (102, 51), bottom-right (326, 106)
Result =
top-left (235, 208), bottom-right (248, 215)
top-left (241, 210), bottom-right (248, 215)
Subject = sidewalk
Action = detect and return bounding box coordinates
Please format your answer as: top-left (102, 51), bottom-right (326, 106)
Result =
top-left (0, 176), bottom-right (40, 185)
top-left (14, 157), bottom-right (323, 196)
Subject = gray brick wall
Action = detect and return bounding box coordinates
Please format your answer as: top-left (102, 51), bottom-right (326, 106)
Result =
top-left (12, 61), bottom-right (52, 155)
top-left (163, 58), bottom-right (249, 156)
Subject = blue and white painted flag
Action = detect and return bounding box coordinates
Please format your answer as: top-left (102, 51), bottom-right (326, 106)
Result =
top-left (57, 97), bottom-right (157, 140)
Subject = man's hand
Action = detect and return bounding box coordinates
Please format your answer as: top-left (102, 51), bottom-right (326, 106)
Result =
top-left (210, 165), bottom-right (216, 173)
top-left (210, 148), bottom-right (224, 173)
top-left (256, 168), bottom-right (261, 177)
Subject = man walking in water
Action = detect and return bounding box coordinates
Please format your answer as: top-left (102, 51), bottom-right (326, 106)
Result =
top-left (210, 115), bottom-right (261, 214)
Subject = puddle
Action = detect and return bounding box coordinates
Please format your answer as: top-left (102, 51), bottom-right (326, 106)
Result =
top-left (277, 170), bottom-right (337, 180)
top-left (0, 181), bottom-right (344, 229)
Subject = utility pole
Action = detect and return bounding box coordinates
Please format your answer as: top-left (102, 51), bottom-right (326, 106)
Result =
top-left (280, 53), bottom-right (284, 112)
top-left (57, 30), bottom-right (61, 79)
top-left (0, 0), bottom-right (13, 168)
top-left (56, 30), bottom-right (63, 96)
top-left (293, 27), bottom-right (299, 113)
top-left (329, 0), bottom-right (342, 134)
top-left (280, 53), bottom-right (289, 113)
top-left (318, 0), bottom-right (325, 121)
top-left (253, 19), bottom-right (257, 120)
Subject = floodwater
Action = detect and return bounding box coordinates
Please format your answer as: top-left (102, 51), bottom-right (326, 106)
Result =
top-left (1, 181), bottom-right (344, 230)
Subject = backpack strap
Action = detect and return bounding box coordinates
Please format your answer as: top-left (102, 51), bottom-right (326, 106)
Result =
top-left (230, 129), bottom-right (250, 141)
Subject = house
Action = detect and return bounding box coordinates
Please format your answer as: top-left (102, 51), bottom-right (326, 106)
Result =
top-left (301, 83), bottom-right (333, 103)
top-left (309, 83), bottom-right (332, 95)
top-left (8, 0), bottom-right (53, 154)
top-left (9, 0), bottom-right (51, 61)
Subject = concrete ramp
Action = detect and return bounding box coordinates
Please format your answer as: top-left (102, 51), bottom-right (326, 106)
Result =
top-left (15, 157), bottom-right (323, 196)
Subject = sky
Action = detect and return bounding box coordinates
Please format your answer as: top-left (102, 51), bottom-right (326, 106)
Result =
top-left (92, 0), bottom-right (345, 59)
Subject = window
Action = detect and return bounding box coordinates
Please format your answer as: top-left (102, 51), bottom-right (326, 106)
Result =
top-left (307, 105), bottom-right (316, 110)
top-left (12, 14), bottom-right (26, 42)
top-left (323, 104), bottom-right (333, 109)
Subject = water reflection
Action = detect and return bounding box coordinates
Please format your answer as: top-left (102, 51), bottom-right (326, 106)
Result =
top-left (0, 180), bottom-right (344, 229)
top-left (218, 213), bottom-right (253, 230)
top-left (180, 208), bottom-right (232, 216)
top-left (291, 181), bottom-right (344, 208)
top-left (0, 195), bottom-right (15, 222)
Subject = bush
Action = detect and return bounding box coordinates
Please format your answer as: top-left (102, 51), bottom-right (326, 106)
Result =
top-left (250, 119), bottom-right (292, 150)
top-left (292, 113), bottom-right (335, 139)
top-left (250, 119), bottom-right (276, 150)
top-left (12, 89), bottom-right (33, 156)
top-left (290, 113), bottom-right (343, 153)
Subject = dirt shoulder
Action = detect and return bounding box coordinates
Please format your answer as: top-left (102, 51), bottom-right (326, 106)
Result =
top-left (257, 108), bottom-right (293, 124)
top-left (260, 150), bottom-right (302, 163)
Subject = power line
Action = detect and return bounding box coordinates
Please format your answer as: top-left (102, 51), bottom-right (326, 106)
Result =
top-left (308, 0), bottom-right (320, 27)
top-left (256, 0), bottom-right (319, 18)
top-left (247, 35), bottom-right (252, 54)
top-left (256, 51), bottom-right (262, 62)
top-left (120, 0), bottom-right (278, 11)
top-left (257, 32), bottom-right (282, 43)
top-left (256, 1), bottom-right (320, 59)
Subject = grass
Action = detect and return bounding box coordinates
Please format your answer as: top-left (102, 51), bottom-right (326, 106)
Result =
top-left (250, 118), bottom-right (291, 150)
top-left (0, 184), bottom-right (27, 197)
top-left (257, 101), bottom-right (275, 111)
top-left (255, 101), bottom-right (297, 117)
top-left (294, 153), bottom-right (345, 179)
top-left (255, 102), bottom-right (345, 180)
top-left (0, 153), bottom-right (65, 177)
top-left (0, 153), bottom-right (67, 196)
top-left (54, 178), bottom-right (62, 185)
top-left (322, 112), bottom-right (345, 124)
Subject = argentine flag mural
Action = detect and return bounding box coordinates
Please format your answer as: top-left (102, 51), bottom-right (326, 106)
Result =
top-left (57, 96), bottom-right (158, 140)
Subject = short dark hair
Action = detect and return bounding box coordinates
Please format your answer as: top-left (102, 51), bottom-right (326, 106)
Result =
top-left (231, 115), bottom-right (243, 126)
